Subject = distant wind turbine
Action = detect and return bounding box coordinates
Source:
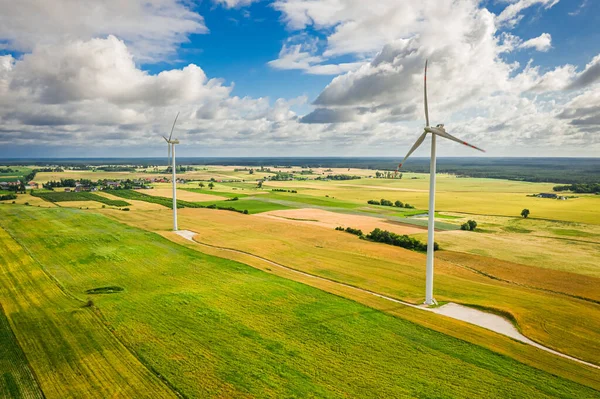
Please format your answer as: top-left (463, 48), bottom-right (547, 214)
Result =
top-left (398, 60), bottom-right (485, 305)
top-left (163, 112), bottom-right (180, 231)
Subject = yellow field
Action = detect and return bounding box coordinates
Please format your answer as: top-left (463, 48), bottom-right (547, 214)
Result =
top-left (0, 193), bottom-right (56, 208)
top-left (103, 207), bottom-right (600, 367)
top-left (412, 216), bottom-right (600, 277)
top-left (266, 175), bottom-right (599, 224)
top-left (258, 208), bottom-right (427, 235)
top-left (139, 188), bottom-right (226, 201)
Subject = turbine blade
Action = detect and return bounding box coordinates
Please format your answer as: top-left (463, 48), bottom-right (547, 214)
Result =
top-left (397, 132), bottom-right (428, 170)
top-left (435, 130), bottom-right (485, 152)
top-left (168, 112), bottom-right (180, 141)
top-left (162, 135), bottom-right (169, 142)
top-left (424, 59), bottom-right (429, 127)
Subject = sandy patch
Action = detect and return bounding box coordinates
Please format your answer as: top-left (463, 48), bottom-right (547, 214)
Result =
top-left (139, 188), bottom-right (226, 202)
top-left (257, 208), bottom-right (426, 235)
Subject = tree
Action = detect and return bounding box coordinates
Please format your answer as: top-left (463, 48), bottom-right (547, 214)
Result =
top-left (208, 182), bottom-right (214, 190)
top-left (394, 200), bottom-right (403, 208)
top-left (467, 220), bottom-right (477, 231)
top-left (521, 209), bottom-right (530, 218)
top-left (257, 180), bottom-right (263, 188)
top-left (199, 182), bottom-right (205, 188)
top-left (249, 169), bottom-right (254, 175)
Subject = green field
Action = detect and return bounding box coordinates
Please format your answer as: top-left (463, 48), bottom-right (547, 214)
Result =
top-left (1, 205), bottom-right (597, 397)
top-left (0, 219), bottom-right (176, 399)
top-left (0, 304), bottom-right (44, 399)
top-left (32, 191), bottom-right (130, 207)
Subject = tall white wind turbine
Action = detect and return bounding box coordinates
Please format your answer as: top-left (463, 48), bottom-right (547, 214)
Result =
top-left (398, 60), bottom-right (485, 305)
top-left (163, 112), bottom-right (180, 231)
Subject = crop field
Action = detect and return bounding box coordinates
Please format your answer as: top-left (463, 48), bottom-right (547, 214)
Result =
top-left (31, 191), bottom-right (130, 207)
top-left (0, 206), bottom-right (598, 397)
top-left (1, 163), bottom-right (599, 397)
top-left (0, 220), bottom-right (176, 399)
top-left (258, 208), bottom-right (428, 235)
top-left (0, 304), bottom-right (44, 399)
top-left (104, 206), bottom-right (600, 367)
top-left (261, 175), bottom-right (599, 224)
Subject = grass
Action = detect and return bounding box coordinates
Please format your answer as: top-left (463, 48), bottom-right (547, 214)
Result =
top-left (182, 187), bottom-right (250, 199)
top-left (198, 197), bottom-right (296, 214)
top-left (0, 219), bottom-right (176, 399)
top-left (1, 205), bottom-right (598, 397)
top-left (108, 207), bottom-right (600, 368)
top-left (31, 191), bottom-right (130, 207)
top-left (0, 304), bottom-right (44, 399)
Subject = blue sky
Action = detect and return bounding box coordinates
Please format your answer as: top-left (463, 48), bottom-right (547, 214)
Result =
top-left (0, 0), bottom-right (599, 158)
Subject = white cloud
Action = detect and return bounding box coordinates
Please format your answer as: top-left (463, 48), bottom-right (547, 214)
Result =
top-left (496, 0), bottom-right (560, 28)
top-left (0, 37), bottom-right (303, 149)
top-left (268, 44), bottom-right (362, 75)
top-left (213, 0), bottom-right (258, 8)
top-left (0, 0), bottom-right (207, 62)
top-left (270, 0), bottom-right (599, 156)
top-left (519, 33), bottom-right (552, 52)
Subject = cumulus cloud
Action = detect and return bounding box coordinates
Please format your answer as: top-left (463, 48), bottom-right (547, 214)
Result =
top-left (0, 0), bottom-right (207, 62)
top-left (0, 37), bottom-right (304, 150)
top-left (267, 0), bottom-right (599, 156)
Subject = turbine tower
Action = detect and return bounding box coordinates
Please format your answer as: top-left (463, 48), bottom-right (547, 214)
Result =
top-left (163, 112), bottom-right (180, 231)
top-left (398, 60), bottom-right (485, 305)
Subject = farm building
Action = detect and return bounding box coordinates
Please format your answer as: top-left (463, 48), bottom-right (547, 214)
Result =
top-left (538, 193), bottom-right (557, 199)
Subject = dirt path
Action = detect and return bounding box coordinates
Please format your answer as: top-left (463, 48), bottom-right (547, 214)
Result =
top-left (176, 229), bottom-right (599, 371)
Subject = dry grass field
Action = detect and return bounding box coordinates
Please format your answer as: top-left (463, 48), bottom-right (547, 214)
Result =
top-left (140, 188), bottom-right (227, 202)
top-left (258, 208), bottom-right (427, 235)
top-left (265, 175), bottom-right (599, 224)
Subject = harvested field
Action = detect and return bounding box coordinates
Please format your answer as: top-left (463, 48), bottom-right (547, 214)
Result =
top-left (258, 208), bottom-right (426, 235)
top-left (139, 188), bottom-right (226, 202)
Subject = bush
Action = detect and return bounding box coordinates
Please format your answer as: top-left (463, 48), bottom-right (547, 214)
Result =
top-left (460, 223), bottom-right (469, 230)
top-left (394, 200), bottom-right (403, 207)
top-left (345, 227), bottom-right (363, 236)
top-left (367, 199), bottom-right (381, 205)
top-left (243, 210), bottom-right (249, 214)
top-left (122, 208), bottom-right (130, 211)
top-left (0, 193), bottom-right (17, 201)
top-left (366, 228), bottom-right (437, 252)
top-left (467, 220), bottom-right (477, 230)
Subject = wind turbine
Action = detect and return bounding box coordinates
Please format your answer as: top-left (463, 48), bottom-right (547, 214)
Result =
top-left (163, 112), bottom-right (180, 231)
top-left (397, 60), bottom-right (485, 305)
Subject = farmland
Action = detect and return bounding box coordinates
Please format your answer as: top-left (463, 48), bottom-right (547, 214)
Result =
top-left (1, 161), bottom-right (599, 397)
top-left (0, 206), bottom-right (598, 398)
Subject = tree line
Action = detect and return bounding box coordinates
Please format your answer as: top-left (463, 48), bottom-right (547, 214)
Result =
top-left (335, 226), bottom-right (438, 252)
top-left (553, 183), bottom-right (600, 194)
top-left (367, 199), bottom-right (414, 208)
